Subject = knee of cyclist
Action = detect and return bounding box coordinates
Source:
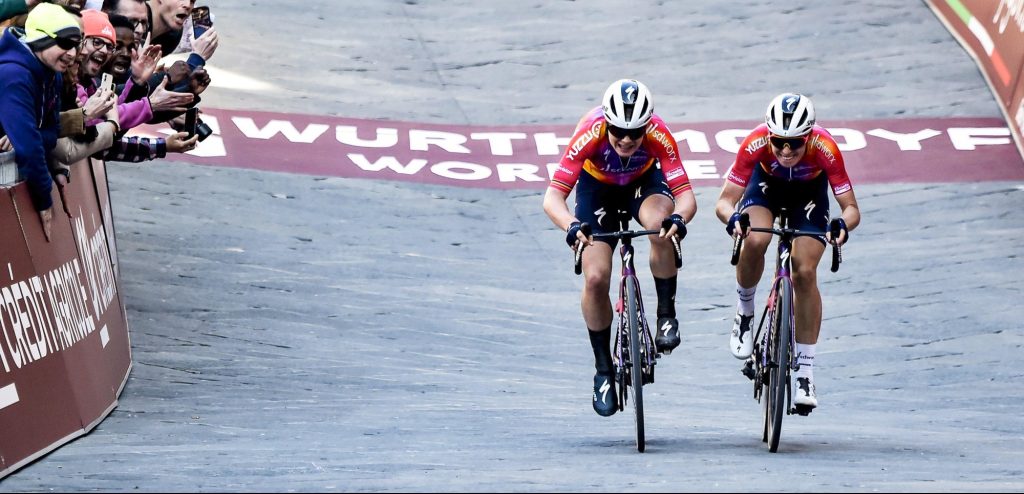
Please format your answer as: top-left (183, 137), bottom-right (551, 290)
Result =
top-left (792, 266), bottom-right (818, 288)
top-left (583, 271), bottom-right (611, 293)
top-left (743, 236), bottom-right (770, 255)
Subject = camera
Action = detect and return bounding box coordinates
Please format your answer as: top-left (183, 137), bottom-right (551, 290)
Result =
top-left (181, 107), bottom-right (212, 142)
top-left (195, 118), bottom-right (213, 142)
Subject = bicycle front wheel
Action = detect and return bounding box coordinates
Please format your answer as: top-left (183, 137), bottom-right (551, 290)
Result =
top-left (626, 277), bottom-right (645, 453)
top-left (766, 277), bottom-right (793, 453)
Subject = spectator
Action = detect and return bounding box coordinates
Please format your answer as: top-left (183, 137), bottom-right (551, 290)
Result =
top-left (101, 0), bottom-right (148, 47)
top-left (0, 3), bottom-right (82, 239)
top-left (148, 0), bottom-right (217, 68)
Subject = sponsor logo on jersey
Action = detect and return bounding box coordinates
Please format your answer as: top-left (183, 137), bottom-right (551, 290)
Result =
top-left (811, 135), bottom-right (837, 165)
top-left (664, 168), bottom-right (685, 181)
top-left (648, 125), bottom-right (679, 164)
top-left (746, 135), bottom-right (769, 155)
top-left (567, 120), bottom-right (605, 161)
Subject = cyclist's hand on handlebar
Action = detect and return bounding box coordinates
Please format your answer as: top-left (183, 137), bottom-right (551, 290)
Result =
top-left (726, 211), bottom-right (750, 239)
top-left (827, 218), bottom-right (849, 246)
top-left (566, 221), bottom-right (592, 250)
top-left (660, 214), bottom-right (687, 240)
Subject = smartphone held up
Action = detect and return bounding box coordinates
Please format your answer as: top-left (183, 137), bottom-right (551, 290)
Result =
top-left (192, 6), bottom-right (213, 38)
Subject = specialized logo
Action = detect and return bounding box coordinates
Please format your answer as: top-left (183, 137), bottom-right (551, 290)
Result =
top-left (623, 83), bottom-right (638, 104)
top-left (784, 95), bottom-right (800, 112)
top-left (781, 249), bottom-right (791, 265)
top-left (805, 200), bottom-right (815, 220)
top-left (661, 320), bottom-right (673, 335)
top-left (594, 207), bottom-right (607, 226)
top-left (598, 378), bottom-right (611, 402)
top-left (760, 181), bottom-right (768, 194)
top-left (635, 186), bottom-right (642, 199)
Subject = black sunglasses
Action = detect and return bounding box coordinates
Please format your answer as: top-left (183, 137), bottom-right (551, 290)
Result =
top-left (54, 35), bottom-right (82, 50)
top-left (769, 135), bottom-right (807, 149)
top-left (607, 124), bottom-right (646, 140)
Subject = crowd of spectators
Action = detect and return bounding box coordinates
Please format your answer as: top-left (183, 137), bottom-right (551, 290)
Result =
top-left (0, 0), bottom-right (219, 239)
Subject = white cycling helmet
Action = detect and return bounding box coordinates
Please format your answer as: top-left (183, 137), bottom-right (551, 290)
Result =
top-left (765, 93), bottom-right (816, 137)
top-left (602, 79), bottom-right (654, 130)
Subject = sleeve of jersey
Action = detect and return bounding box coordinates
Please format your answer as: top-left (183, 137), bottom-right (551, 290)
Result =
top-left (650, 121), bottom-right (691, 197)
top-left (548, 123), bottom-right (591, 195)
top-left (726, 132), bottom-right (761, 188)
top-left (817, 136), bottom-right (854, 195)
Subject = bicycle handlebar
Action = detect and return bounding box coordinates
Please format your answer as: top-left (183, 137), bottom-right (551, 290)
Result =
top-left (573, 222), bottom-right (682, 275)
top-left (729, 214), bottom-right (843, 273)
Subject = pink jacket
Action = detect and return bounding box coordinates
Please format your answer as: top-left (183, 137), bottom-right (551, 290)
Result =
top-left (77, 77), bottom-right (153, 131)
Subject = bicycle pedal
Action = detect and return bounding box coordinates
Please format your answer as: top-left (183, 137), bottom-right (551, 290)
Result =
top-left (792, 404), bottom-right (814, 416)
top-left (659, 348), bottom-right (672, 356)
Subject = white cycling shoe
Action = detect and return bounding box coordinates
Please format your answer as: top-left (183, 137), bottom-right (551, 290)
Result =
top-left (794, 377), bottom-right (818, 409)
top-left (730, 312), bottom-right (755, 359)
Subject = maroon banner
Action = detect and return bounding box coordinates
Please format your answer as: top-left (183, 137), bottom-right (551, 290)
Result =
top-left (0, 158), bottom-right (131, 479)
top-left (131, 109), bottom-right (1024, 188)
top-left (927, 0), bottom-right (1024, 161)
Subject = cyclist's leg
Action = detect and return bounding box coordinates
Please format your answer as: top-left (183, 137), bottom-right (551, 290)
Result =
top-left (574, 172), bottom-right (623, 333)
top-left (730, 170), bottom-right (776, 358)
top-left (787, 177), bottom-right (830, 346)
top-left (581, 243), bottom-right (615, 331)
top-left (637, 193), bottom-right (675, 278)
top-left (575, 173), bottom-right (624, 415)
top-left (632, 171), bottom-right (681, 352)
top-left (736, 205), bottom-right (773, 288)
top-left (786, 178), bottom-right (830, 408)
top-left (792, 237), bottom-right (825, 343)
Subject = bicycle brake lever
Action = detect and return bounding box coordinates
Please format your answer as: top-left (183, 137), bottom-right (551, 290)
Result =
top-left (671, 236), bottom-right (682, 269)
top-left (830, 243), bottom-right (842, 273)
top-left (730, 213), bottom-right (750, 266)
top-left (573, 222), bottom-right (592, 275)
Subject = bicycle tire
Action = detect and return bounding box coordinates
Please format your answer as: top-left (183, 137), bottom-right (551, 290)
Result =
top-left (766, 277), bottom-right (793, 453)
top-left (626, 277), bottom-right (645, 453)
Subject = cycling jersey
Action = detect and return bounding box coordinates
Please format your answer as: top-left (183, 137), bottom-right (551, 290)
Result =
top-left (549, 107), bottom-right (691, 197)
top-left (727, 124), bottom-right (853, 196)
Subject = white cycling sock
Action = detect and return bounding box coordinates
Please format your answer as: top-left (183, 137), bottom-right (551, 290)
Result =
top-left (795, 343), bottom-right (815, 379)
top-left (737, 283), bottom-right (756, 316)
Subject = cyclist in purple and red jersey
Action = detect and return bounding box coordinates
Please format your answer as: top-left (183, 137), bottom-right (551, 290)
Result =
top-left (716, 93), bottom-right (861, 410)
top-left (543, 79), bottom-right (697, 417)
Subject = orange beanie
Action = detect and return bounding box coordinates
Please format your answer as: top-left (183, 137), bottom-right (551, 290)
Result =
top-left (81, 9), bottom-right (116, 46)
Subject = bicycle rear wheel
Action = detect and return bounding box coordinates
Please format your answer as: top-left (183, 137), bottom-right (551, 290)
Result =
top-left (625, 277), bottom-right (645, 453)
top-left (766, 277), bottom-right (793, 453)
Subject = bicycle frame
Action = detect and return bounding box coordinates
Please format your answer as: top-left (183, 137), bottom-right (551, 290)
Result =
top-left (755, 218), bottom-right (797, 403)
top-left (731, 209), bottom-right (842, 452)
top-left (612, 233), bottom-right (658, 392)
top-left (573, 219), bottom-right (680, 453)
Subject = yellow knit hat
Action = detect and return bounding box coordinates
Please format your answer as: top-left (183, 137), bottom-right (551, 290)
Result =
top-left (23, 3), bottom-right (83, 51)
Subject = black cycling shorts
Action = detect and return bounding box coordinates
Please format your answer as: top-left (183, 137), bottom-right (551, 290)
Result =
top-left (737, 165), bottom-right (830, 245)
top-left (574, 167), bottom-right (674, 247)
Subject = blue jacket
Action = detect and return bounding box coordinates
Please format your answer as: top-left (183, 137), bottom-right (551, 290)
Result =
top-left (0, 28), bottom-right (62, 211)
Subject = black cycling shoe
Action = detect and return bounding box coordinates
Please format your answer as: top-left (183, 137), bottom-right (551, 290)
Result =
top-left (655, 317), bottom-right (681, 354)
top-left (592, 373), bottom-right (617, 417)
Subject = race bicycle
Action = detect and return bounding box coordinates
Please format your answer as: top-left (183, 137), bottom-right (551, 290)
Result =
top-left (730, 210), bottom-right (842, 453)
top-left (573, 217), bottom-right (682, 452)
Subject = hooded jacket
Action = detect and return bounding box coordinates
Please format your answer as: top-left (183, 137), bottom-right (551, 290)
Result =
top-left (0, 27), bottom-right (62, 211)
